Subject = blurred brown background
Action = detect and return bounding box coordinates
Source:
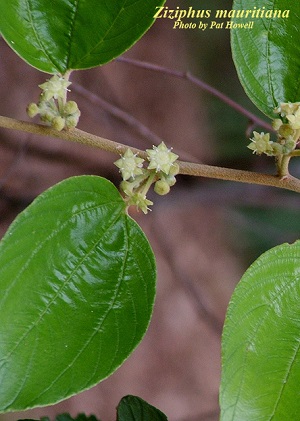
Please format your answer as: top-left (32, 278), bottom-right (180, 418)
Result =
top-left (0, 1), bottom-right (298, 420)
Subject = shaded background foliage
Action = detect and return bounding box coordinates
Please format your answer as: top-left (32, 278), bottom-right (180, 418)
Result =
top-left (0, 0), bottom-right (300, 420)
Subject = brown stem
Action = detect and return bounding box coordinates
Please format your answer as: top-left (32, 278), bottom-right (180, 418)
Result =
top-left (178, 160), bottom-right (300, 193)
top-left (0, 115), bottom-right (147, 158)
top-left (0, 115), bottom-right (300, 193)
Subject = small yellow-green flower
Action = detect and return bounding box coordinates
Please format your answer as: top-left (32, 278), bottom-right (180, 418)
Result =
top-left (279, 136), bottom-right (296, 154)
top-left (128, 193), bottom-right (153, 214)
top-left (274, 102), bottom-right (300, 117)
top-left (114, 149), bottom-right (144, 181)
top-left (278, 124), bottom-right (295, 139)
top-left (27, 103), bottom-right (39, 118)
top-left (146, 141), bottom-right (179, 174)
top-left (272, 118), bottom-right (283, 131)
top-left (286, 107), bottom-right (300, 130)
top-left (39, 75), bottom-right (71, 101)
top-left (248, 131), bottom-right (273, 155)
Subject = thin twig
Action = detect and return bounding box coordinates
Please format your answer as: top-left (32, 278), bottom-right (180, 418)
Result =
top-left (72, 82), bottom-right (163, 145)
top-left (72, 82), bottom-right (200, 162)
top-left (0, 115), bottom-right (300, 193)
top-left (116, 56), bottom-right (274, 132)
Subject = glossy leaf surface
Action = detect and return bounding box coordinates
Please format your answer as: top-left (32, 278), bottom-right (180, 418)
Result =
top-left (220, 241), bottom-right (300, 420)
top-left (117, 395), bottom-right (168, 421)
top-left (0, 0), bottom-right (165, 74)
top-left (0, 176), bottom-right (156, 412)
top-left (231, 0), bottom-right (300, 117)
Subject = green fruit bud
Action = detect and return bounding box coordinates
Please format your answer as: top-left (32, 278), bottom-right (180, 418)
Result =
top-left (154, 180), bottom-right (170, 195)
top-left (65, 114), bottom-right (80, 128)
top-left (27, 103), bottom-right (39, 118)
top-left (40, 112), bottom-right (55, 123)
top-left (64, 100), bottom-right (79, 115)
top-left (282, 139), bottom-right (296, 154)
top-left (278, 124), bottom-right (295, 139)
top-left (162, 174), bottom-right (176, 186)
top-left (120, 180), bottom-right (134, 195)
top-left (52, 116), bottom-right (65, 131)
top-left (271, 143), bottom-right (283, 155)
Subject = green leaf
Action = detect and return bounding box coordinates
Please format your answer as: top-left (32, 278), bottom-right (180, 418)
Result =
top-left (0, 0), bottom-right (165, 74)
top-left (220, 241), bottom-right (300, 421)
top-left (231, 0), bottom-right (300, 117)
top-left (117, 395), bottom-right (168, 421)
top-left (54, 414), bottom-right (100, 421)
top-left (0, 176), bottom-right (156, 412)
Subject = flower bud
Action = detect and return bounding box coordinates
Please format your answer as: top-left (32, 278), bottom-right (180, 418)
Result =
top-left (120, 180), bottom-right (134, 195)
top-left (271, 143), bottom-right (283, 155)
top-left (154, 180), bottom-right (170, 195)
top-left (278, 124), bottom-right (295, 139)
top-left (64, 100), bottom-right (79, 114)
top-left (27, 103), bottom-right (39, 118)
top-left (65, 114), bottom-right (80, 128)
top-left (272, 118), bottom-right (283, 131)
top-left (52, 116), bottom-right (65, 131)
top-left (282, 138), bottom-right (296, 154)
top-left (164, 174), bottom-right (177, 186)
top-left (40, 112), bottom-right (55, 123)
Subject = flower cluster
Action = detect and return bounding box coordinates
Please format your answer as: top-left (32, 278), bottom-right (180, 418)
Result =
top-left (27, 75), bottom-right (81, 131)
top-left (114, 142), bottom-right (179, 213)
top-left (248, 102), bottom-right (300, 157)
